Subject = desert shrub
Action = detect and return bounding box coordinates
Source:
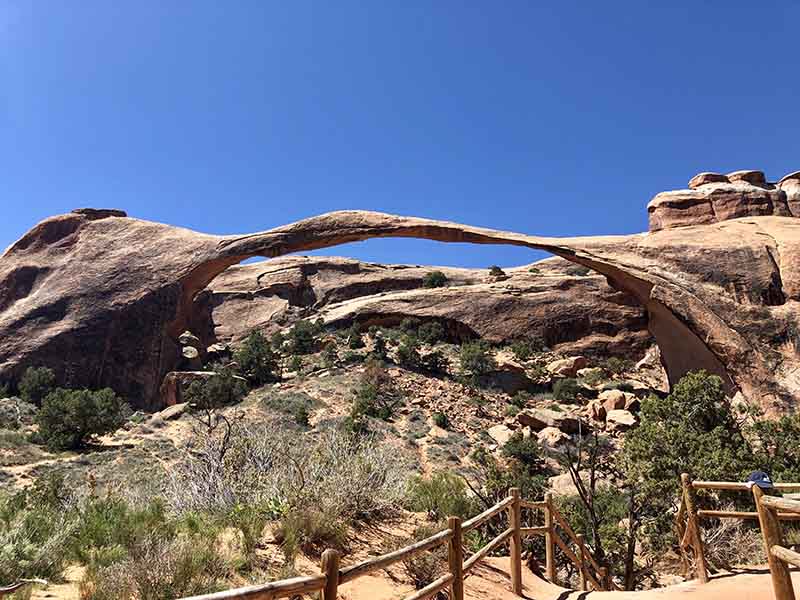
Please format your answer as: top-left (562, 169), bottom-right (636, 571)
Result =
top-left (509, 391), bottom-right (531, 409)
top-left (701, 505), bottom-right (764, 570)
top-left (422, 349), bottom-right (449, 374)
top-left (80, 534), bottom-right (227, 600)
top-left (396, 335), bottom-right (422, 369)
top-left (511, 339), bottom-right (543, 361)
top-left (274, 509), bottom-right (348, 559)
top-left (432, 412), bottom-right (449, 429)
top-left (184, 363), bottom-right (248, 411)
top-left (262, 391), bottom-right (313, 427)
top-left (528, 267), bottom-right (541, 274)
top-left (0, 475), bottom-right (77, 583)
top-left (623, 371), bottom-right (754, 544)
top-left (270, 331), bottom-right (285, 351)
top-left (341, 350), bottom-right (364, 365)
top-left (603, 357), bottom-right (633, 377)
top-left (351, 359), bottom-right (401, 421)
top-left (167, 424), bottom-right (408, 526)
top-left (418, 321), bottom-right (445, 344)
top-left (18, 366), bottom-right (55, 406)
top-left (401, 524), bottom-right (448, 593)
top-left (0, 397), bottom-right (37, 430)
top-left (552, 378), bottom-right (580, 403)
top-left (0, 382), bottom-right (9, 398)
top-left (322, 343), bottom-right (338, 368)
top-left (69, 496), bottom-right (171, 566)
top-left (505, 405), bottom-right (520, 417)
top-left (488, 265), bottom-right (506, 277)
top-left (423, 271), bottom-right (448, 289)
top-left (459, 341), bottom-right (495, 382)
top-left (405, 472), bottom-right (475, 521)
top-left (234, 331), bottom-right (280, 385)
top-left (601, 380), bottom-right (635, 392)
top-left (471, 446), bottom-right (548, 504)
top-left (580, 369), bottom-right (606, 387)
top-left (36, 388), bottom-right (128, 450)
top-left (288, 355), bottom-right (303, 373)
top-left (502, 431), bottom-right (542, 467)
top-left (744, 409), bottom-right (800, 482)
top-left (346, 323), bottom-right (364, 349)
top-left (369, 331), bottom-right (389, 361)
top-left (287, 319), bottom-right (323, 355)
top-left (566, 265), bottom-right (591, 276)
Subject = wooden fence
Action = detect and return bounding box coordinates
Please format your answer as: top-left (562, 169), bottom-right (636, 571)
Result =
top-left (753, 488), bottom-right (800, 600)
top-left (181, 488), bottom-right (618, 600)
top-left (676, 474), bottom-right (800, 584)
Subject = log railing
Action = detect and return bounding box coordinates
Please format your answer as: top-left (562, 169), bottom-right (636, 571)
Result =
top-left (181, 487), bottom-right (616, 600)
top-left (676, 474), bottom-right (800, 584)
top-left (754, 489), bottom-right (800, 600)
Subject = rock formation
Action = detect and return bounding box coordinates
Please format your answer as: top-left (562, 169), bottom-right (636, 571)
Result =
top-left (2, 170), bottom-right (800, 413)
top-left (203, 256), bottom-right (649, 357)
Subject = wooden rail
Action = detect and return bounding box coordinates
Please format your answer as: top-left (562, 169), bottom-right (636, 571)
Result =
top-left (754, 489), bottom-right (800, 600)
top-left (181, 487), bottom-right (618, 600)
top-left (676, 474), bottom-right (800, 586)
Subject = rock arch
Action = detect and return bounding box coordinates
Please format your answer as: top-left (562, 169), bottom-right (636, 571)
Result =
top-left (2, 208), bottom-right (784, 410)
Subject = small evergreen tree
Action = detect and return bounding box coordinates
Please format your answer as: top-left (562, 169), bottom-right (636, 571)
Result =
top-left (36, 388), bottom-right (128, 450)
top-left (422, 271), bottom-right (448, 288)
top-left (19, 366), bottom-right (56, 405)
top-left (234, 331), bottom-right (280, 385)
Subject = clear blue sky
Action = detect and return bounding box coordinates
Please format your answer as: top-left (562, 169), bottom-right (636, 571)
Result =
top-left (2, 1), bottom-right (799, 268)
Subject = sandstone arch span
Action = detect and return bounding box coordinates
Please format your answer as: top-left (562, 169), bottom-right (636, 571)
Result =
top-left (1, 208), bottom-right (790, 410)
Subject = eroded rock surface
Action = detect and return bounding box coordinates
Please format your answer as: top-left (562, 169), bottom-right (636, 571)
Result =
top-left (3, 187), bottom-right (800, 413)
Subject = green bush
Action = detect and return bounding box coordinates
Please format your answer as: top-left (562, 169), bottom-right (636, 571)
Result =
top-left (270, 331), bottom-right (285, 351)
top-left (511, 339), bottom-right (543, 361)
top-left (418, 321), bottom-right (446, 344)
top-left (603, 357), bottom-right (633, 377)
top-left (488, 266), bottom-right (506, 277)
top-left (262, 392), bottom-right (314, 427)
top-left (0, 475), bottom-right (76, 583)
top-left (184, 364), bottom-right (248, 412)
top-left (509, 391), bottom-right (531, 409)
top-left (351, 359), bottom-right (400, 421)
top-left (288, 355), bottom-right (303, 373)
top-left (18, 366), bottom-right (55, 405)
top-left (459, 341), bottom-right (495, 381)
top-left (553, 378), bottom-right (581, 403)
top-left (502, 431), bottom-right (542, 467)
top-left (422, 350), bottom-right (449, 374)
top-left (405, 472), bottom-right (475, 521)
top-left (288, 319), bottom-right (323, 355)
top-left (396, 335), bottom-right (422, 369)
top-left (566, 265), bottom-right (591, 276)
top-left (346, 323), bottom-right (364, 349)
top-left (432, 412), bottom-right (449, 429)
top-left (274, 509), bottom-right (347, 559)
top-left (401, 524), bottom-right (447, 590)
top-left (36, 388), bottom-right (128, 450)
top-left (322, 343), bottom-right (338, 369)
top-left (234, 331), bottom-right (280, 385)
top-left (423, 271), bottom-right (448, 288)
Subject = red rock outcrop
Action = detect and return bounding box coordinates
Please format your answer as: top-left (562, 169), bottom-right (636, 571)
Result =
top-left (647, 170), bottom-right (800, 232)
top-left (2, 193), bottom-right (800, 413)
top-left (204, 256), bottom-right (650, 358)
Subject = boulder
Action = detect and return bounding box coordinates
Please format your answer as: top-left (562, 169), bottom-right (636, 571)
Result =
top-left (517, 408), bottom-right (587, 434)
top-left (587, 400), bottom-right (606, 422)
top-left (537, 426), bottom-right (570, 451)
top-left (479, 363), bottom-right (535, 394)
top-left (488, 424), bottom-right (515, 446)
top-left (726, 169), bottom-right (767, 186)
top-left (178, 330), bottom-right (201, 347)
top-left (546, 356), bottom-right (588, 378)
top-left (606, 409), bottom-right (637, 431)
top-left (688, 172), bottom-right (728, 189)
top-left (598, 389), bottom-right (627, 413)
top-left (159, 371), bottom-right (216, 407)
top-left (156, 402), bottom-right (188, 421)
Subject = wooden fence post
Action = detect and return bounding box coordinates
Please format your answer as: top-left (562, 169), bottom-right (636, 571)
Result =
top-left (509, 488), bottom-right (523, 595)
top-left (599, 566), bottom-right (609, 591)
top-left (681, 473), bottom-right (709, 583)
top-left (448, 516), bottom-right (465, 600)
top-left (753, 486), bottom-right (796, 600)
top-left (320, 549), bottom-right (340, 600)
top-left (577, 534), bottom-right (588, 591)
top-left (544, 492), bottom-right (557, 585)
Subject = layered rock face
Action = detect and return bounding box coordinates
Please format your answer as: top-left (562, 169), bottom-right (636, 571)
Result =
top-left (648, 170), bottom-right (800, 231)
top-left (204, 256), bottom-right (650, 357)
top-left (2, 178), bottom-right (800, 413)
